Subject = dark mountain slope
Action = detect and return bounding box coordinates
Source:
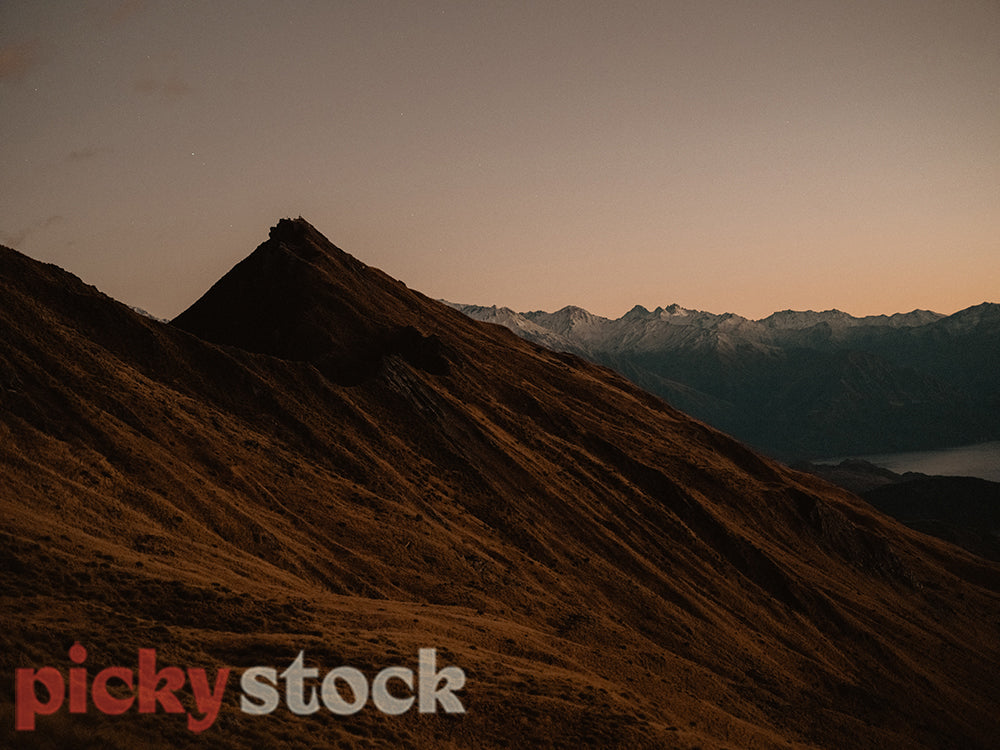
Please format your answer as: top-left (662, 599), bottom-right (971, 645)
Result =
top-left (800, 460), bottom-right (1000, 562)
top-left (1, 220), bottom-right (999, 749)
top-left (864, 476), bottom-right (1000, 563)
top-left (172, 218), bottom-right (449, 384)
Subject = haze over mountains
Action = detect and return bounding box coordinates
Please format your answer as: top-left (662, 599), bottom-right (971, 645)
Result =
top-left (452, 301), bottom-right (1000, 459)
top-left (2, 218), bottom-right (999, 749)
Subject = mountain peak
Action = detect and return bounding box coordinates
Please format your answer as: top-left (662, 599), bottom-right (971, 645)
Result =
top-left (624, 304), bottom-right (652, 319)
top-left (172, 217), bottom-right (449, 384)
top-left (261, 216), bottom-right (360, 269)
top-left (268, 215), bottom-right (315, 241)
top-left (266, 216), bottom-right (343, 260)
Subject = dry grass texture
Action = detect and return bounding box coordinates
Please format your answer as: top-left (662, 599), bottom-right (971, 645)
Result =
top-left (1, 219), bottom-right (998, 749)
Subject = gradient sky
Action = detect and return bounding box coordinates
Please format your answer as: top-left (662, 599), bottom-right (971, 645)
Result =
top-left (1, 1), bottom-right (997, 320)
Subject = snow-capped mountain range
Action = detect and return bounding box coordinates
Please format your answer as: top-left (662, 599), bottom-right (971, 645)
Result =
top-left (449, 303), bottom-right (946, 353)
top-left (449, 300), bottom-right (1000, 459)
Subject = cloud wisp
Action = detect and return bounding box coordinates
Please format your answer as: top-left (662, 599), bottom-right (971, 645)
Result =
top-left (105, 0), bottom-right (145, 27)
top-left (0, 215), bottom-right (65, 249)
top-left (134, 76), bottom-right (193, 100)
top-left (0, 39), bottom-right (42, 82)
top-left (66, 146), bottom-right (112, 162)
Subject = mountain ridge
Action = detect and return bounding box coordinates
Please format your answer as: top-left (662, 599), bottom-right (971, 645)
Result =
top-left (452, 302), bottom-right (951, 330)
top-left (452, 299), bottom-right (1000, 458)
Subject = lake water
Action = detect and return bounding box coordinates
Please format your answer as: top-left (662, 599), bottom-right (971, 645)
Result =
top-left (822, 441), bottom-right (1000, 482)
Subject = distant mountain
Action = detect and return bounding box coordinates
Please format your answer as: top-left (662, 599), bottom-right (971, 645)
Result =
top-left (4, 219), bottom-right (1000, 748)
top-left (451, 301), bottom-right (1000, 459)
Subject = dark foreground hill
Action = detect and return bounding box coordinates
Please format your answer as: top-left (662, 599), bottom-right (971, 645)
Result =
top-left (864, 476), bottom-right (1000, 563)
top-left (799, 461), bottom-right (1000, 562)
top-left (452, 301), bottom-right (1000, 459)
top-left (2, 218), bottom-right (999, 749)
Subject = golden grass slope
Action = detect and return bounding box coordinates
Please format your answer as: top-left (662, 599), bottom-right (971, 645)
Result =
top-left (1, 220), bottom-right (999, 749)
